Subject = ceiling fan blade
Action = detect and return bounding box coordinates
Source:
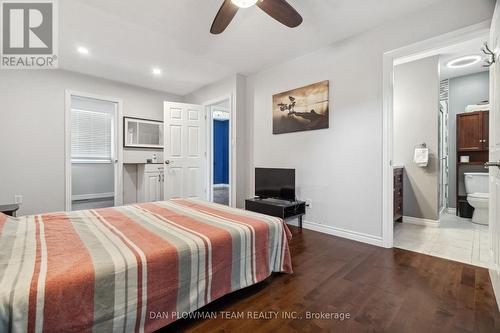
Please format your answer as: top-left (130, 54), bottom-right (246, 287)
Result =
top-left (256, 0), bottom-right (302, 28)
top-left (210, 0), bottom-right (239, 34)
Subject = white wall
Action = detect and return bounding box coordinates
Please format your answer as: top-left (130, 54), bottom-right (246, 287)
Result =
top-left (394, 56), bottom-right (440, 221)
top-left (185, 74), bottom-right (249, 208)
top-left (0, 69), bottom-right (182, 215)
top-left (245, 0), bottom-right (494, 243)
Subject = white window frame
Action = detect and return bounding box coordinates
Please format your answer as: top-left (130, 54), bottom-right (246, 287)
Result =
top-left (65, 90), bottom-right (124, 211)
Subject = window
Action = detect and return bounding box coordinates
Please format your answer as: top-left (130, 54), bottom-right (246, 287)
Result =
top-left (70, 96), bottom-right (116, 163)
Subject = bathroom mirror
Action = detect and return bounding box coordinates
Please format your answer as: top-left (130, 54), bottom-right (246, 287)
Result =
top-left (124, 117), bottom-right (163, 149)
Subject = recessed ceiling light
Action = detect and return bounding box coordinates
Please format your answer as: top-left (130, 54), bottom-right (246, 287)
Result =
top-left (77, 46), bottom-right (89, 55)
top-left (446, 55), bottom-right (482, 69)
top-left (152, 67), bottom-right (162, 76)
top-left (231, 0), bottom-right (258, 8)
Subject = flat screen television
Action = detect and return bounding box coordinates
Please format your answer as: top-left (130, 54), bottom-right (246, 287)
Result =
top-left (255, 168), bottom-right (295, 201)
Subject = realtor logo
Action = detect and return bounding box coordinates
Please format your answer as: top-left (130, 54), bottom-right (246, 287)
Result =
top-left (1, 0), bottom-right (58, 69)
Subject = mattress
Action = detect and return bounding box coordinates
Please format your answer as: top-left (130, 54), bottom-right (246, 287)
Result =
top-left (0, 199), bottom-right (292, 333)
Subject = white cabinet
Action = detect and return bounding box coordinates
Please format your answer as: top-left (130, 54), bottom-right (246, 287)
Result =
top-left (137, 164), bottom-right (164, 203)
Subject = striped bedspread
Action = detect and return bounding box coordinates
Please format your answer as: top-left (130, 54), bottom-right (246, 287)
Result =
top-left (0, 199), bottom-right (292, 333)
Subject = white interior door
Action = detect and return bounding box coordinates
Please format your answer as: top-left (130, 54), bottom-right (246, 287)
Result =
top-left (164, 102), bottom-right (207, 200)
top-left (488, 1), bottom-right (500, 303)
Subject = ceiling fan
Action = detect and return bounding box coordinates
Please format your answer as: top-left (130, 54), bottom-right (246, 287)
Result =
top-left (210, 0), bottom-right (303, 34)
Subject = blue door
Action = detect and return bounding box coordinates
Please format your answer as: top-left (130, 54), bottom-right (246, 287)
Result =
top-left (213, 120), bottom-right (229, 184)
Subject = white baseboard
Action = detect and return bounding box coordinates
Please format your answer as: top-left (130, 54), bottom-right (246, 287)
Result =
top-left (402, 216), bottom-right (439, 227)
top-left (447, 208), bottom-right (457, 215)
top-left (72, 192), bottom-right (115, 201)
top-left (489, 259), bottom-right (500, 312)
top-left (286, 219), bottom-right (383, 247)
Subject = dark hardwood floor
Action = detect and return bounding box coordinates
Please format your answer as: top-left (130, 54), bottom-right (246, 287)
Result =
top-left (158, 226), bottom-right (500, 333)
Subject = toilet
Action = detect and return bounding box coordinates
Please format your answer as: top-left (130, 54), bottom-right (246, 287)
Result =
top-left (464, 172), bottom-right (489, 225)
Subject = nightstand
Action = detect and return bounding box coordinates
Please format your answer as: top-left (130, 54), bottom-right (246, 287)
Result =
top-left (0, 204), bottom-right (20, 217)
top-left (245, 198), bottom-right (306, 228)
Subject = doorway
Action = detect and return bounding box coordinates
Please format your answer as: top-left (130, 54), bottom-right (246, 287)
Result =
top-left (212, 108), bottom-right (230, 205)
top-left (382, 23), bottom-right (492, 268)
top-left (65, 91), bottom-right (123, 211)
top-left (207, 98), bottom-right (232, 206)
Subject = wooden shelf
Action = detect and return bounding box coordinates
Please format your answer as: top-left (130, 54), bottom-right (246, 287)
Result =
top-left (458, 162), bottom-right (487, 166)
top-left (458, 149), bottom-right (489, 153)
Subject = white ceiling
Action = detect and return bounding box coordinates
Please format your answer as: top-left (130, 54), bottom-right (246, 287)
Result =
top-left (60, 0), bottom-right (443, 95)
top-left (439, 36), bottom-right (490, 79)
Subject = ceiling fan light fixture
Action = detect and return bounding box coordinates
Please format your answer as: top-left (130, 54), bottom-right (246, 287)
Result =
top-left (231, 0), bottom-right (258, 8)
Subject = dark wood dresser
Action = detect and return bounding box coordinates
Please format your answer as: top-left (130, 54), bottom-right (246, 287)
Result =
top-left (394, 167), bottom-right (403, 222)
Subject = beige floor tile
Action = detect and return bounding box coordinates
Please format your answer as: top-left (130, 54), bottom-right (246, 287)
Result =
top-left (394, 213), bottom-right (491, 268)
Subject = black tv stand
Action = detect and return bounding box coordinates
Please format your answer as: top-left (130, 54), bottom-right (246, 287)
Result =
top-left (245, 198), bottom-right (306, 228)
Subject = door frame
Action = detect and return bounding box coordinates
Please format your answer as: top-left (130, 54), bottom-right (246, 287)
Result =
top-left (381, 22), bottom-right (490, 248)
top-left (64, 90), bottom-right (124, 211)
top-left (203, 94), bottom-right (235, 207)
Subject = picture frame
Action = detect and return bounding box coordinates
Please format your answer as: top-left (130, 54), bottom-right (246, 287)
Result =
top-left (272, 80), bottom-right (330, 134)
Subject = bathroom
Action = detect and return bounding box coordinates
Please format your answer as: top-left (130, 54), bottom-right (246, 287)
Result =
top-left (392, 35), bottom-right (492, 267)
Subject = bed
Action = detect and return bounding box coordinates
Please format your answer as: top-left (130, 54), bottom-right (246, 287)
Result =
top-left (0, 199), bottom-right (292, 333)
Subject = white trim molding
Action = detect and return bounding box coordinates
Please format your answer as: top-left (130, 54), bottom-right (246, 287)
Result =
top-left (402, 216), bottom-right (439, 227)
top-left (489, 253), bottom-right (500, 312)
top-left (286, 219), bottom-right (383, 247)
top-left (72, 192), bottom-right (115, 201)
top-left (447, 208), bottom-right (457, 215)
